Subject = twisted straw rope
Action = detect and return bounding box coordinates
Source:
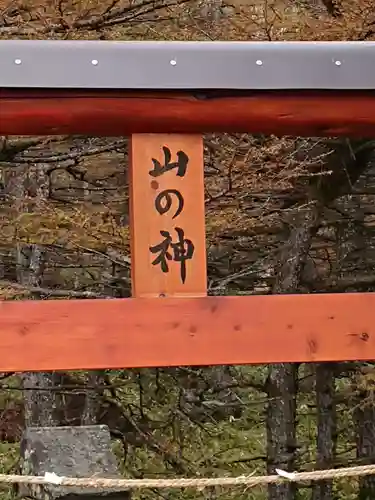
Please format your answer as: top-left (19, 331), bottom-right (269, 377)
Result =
top-left (3, 464), bottom-right (375, 489)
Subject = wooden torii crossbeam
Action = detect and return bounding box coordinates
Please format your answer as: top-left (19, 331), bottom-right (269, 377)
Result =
top-left (1, 39), bottom-right (375, 372)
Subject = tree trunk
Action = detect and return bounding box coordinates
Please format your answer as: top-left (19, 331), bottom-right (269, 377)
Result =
top-left (321, 0), bottom-right (342, 17)
top-left (13, 164), bottom-right (65, 427)
top-left (312, 363), bottom-right (337, 500)
top-left (267, 203), bottom-right (323, 500)
top-left (356, 399), bottom-right (375, 499)
top-left (199, 0), bottom-right (223, 22)
top-left (82, 370), bottom-right (106, 425)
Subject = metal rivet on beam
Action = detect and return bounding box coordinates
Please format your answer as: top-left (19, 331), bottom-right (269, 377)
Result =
top-left (256, 60), bottom-right (263, 66)
top-left (335, 60), bottom-right (342, 66)
top-left (170, 59), bottom-right (177, 66)
top-left (14, 59), bottom-right (22, 65)
top-left (91, 59), bottom-right (99, 66)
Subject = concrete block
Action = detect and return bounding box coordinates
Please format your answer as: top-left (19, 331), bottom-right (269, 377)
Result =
top-left (20, 425), bottom-right (130, 500)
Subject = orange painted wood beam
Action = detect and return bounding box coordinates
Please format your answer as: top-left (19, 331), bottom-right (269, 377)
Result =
top-left (2, 89), bottom-right (375, 137)
top-left (0, 293), bottom-right (374, 372)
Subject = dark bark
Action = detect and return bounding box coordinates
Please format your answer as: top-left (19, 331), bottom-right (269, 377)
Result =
top-left (12, 165), bottom-right (65, 428)
top-left (321, 0), bottom-right (342, 17)
top-left (355, 398), bottom-right (375, 499)
top-left (4, 164), bottom-right (72, 428)
top-left (22, 372), bottom-right (63, 427)
top-left (312, 363), bottom-right (337, 500)
top-left (82, 371), bottom-right (106, 425)
top-left (266, 203), bottom-right (323, 500)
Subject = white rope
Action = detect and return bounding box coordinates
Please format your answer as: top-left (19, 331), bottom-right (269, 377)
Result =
top-left (1, 464), bottom-right (375, 490)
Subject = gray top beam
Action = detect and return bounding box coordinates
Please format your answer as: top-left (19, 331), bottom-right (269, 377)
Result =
top-left (1, 40), bottom-right (375, 90)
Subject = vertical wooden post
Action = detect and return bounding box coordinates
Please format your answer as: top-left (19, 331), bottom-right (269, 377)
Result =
top-left (129, 134), bottom-right (207, 298)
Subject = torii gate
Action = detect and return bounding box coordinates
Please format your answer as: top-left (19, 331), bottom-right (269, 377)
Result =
top-left (1, 39), bottom-right (375, 373)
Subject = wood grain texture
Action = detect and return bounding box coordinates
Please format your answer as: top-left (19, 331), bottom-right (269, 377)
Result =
top-left (129, 134), bottom-right (207, 298)
top-left (2, 89), bottom-right (375, 137)
top-left (0, 293), bottom-right (374, 372)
